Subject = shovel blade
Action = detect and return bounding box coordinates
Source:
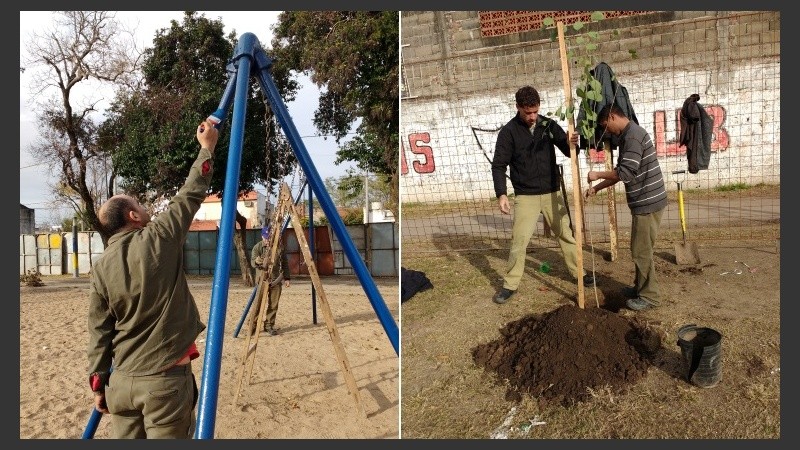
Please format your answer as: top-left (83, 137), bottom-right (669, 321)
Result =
top-left (675, 242), bottom-right (701, 265)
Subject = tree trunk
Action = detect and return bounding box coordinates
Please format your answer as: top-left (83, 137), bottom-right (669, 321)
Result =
top-left (234, 210), bottom-right (255, 287)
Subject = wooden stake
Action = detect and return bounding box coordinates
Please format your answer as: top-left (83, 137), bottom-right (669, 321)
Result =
top-left (603, 139), bottom-right (619, 261)
top-left (557, 21), bottom-right (585, 309)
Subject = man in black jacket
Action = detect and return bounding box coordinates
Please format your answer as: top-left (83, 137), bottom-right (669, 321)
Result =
top-left (491, 86), bottom-right (594, 304)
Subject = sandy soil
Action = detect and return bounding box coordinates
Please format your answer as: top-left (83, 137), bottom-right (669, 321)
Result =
top-left (19, 275), bottom-right (399, 439)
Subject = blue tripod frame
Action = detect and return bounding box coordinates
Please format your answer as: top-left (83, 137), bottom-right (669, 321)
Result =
top-left (82, 32), bottom-right (398, 440)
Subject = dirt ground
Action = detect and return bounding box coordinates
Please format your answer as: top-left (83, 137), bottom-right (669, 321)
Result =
top-left (400, 238), bottom-right (780, 439)
top-left (19, 275), bottom-right (399, 439)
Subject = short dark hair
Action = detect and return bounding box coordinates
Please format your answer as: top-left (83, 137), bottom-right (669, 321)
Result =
top-left (515, 86), bottom-right (540, 108)
top-left (598, 103), bottom-right (626, 124)
top-left (100, 197), bottom-right (135, 237)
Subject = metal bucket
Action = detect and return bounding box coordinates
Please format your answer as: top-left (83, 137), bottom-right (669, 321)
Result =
top-left (676, 324), bottom-right (722, 388)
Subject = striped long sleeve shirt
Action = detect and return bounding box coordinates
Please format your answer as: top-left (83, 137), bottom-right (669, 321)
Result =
top-left (615, 122), bottom-right (668, 215)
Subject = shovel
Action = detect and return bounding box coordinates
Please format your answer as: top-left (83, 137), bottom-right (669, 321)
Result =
top-left (673, 170), bottom-right (701, 264)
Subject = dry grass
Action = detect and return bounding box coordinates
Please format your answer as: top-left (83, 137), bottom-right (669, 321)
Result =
top-left (400, 239), bottom-right (780, 439)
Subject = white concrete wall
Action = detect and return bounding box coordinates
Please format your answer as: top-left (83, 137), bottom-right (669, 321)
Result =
top-left (401, 61), bottom-right (780, 203)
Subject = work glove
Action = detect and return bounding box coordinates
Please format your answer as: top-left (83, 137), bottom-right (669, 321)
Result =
top-left (254, 256), bottom-right (264, 266)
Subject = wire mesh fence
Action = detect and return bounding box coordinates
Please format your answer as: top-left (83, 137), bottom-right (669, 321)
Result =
top-left (400, 11), bottom-right (779, 255)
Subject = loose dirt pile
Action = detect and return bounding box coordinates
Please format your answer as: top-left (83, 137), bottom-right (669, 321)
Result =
top-left (472, 305), bottom-right (662, 406)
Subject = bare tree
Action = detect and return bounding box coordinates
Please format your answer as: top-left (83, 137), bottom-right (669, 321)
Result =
top-left (22, 11), bottom-right (138, 238)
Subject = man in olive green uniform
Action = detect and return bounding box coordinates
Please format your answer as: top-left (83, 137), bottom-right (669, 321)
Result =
top-left (250, 224), bottom-right (291, 336)
top-left (87, 118), bottom-right (219, 439)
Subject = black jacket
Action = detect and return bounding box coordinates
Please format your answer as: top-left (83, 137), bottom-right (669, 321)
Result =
top-left (491, 114), bottom-right (571, 197)
top-left (679, 93), bottom-right (713, 173)
top-left (576, 62), bottom-right (639, 149)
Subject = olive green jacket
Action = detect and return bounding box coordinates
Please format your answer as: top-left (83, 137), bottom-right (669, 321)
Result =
top-left (87, 148), bottom-right (213, 378)
top-left (250, 238), bottom-right (291, 286)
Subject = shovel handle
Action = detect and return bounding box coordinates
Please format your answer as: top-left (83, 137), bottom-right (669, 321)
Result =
top-left (677, 184), bottom-right (687, 234)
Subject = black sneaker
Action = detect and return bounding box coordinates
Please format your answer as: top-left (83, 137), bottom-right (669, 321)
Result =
top-left (493, 288), bottom-right (516, 304)
top-left (582, 274), bottom-right (596, 287)
top-left (621, 286), bottom-right (638, 298)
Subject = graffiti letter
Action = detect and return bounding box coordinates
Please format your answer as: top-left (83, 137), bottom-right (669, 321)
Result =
top-left (400, 139), bottom-right (409, 175)
top-left (705, 105), bottom-right (729, 152)
top-left (408, 132), bottom-right (436, 174)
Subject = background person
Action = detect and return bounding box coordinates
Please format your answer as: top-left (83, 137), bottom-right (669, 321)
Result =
top-left (250, 224), bottom-right (291, 335)
top-left (585, 103), bottom-right (668, 311)
top-left (490, 85), bottom-right (594, 305)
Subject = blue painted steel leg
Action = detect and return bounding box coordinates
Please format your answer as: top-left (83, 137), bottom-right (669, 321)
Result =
top-left (195, 33), bottom-right (257, 440)
top-left (82, 409), bottom-right (102, 439)
top-left (253, 46), bottom-right (399, 354)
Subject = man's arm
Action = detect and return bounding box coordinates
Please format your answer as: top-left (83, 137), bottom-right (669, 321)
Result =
top-left (251, 241), bottom-right (263, 268)
top-left (149, 119), bottom-right (219, 242)
top-left (585, 169), bottom-right (620, 197)
top-left (87, 282), bottom-right (115, 397)
top-left (280, 246), bottom-right (291, 281)
top-left (491, 127), bottom-right (513, 198)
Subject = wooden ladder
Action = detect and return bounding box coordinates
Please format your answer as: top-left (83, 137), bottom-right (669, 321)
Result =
top-left (234, 182), bottom-right (366, 418)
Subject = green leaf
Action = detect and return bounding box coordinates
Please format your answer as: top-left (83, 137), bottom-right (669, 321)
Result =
top-left (586, 43), bottom-right (597, 51)
top-left (572, 21), bottom-right (584, 31)
top-left (576, 36), bottom-right (585, 45)
top-left (576, 86), bottom-right (586, 98)
top-left (629, 49), bottom-right (638, 59)
top-left (550, 30), bottom-right (557, 42)
top-left (588, 31), bottom-right (599, 39)
top-left (591, 11), bottom-right (605, 22)
top-left (589, 79), bottom-right (602, 92)
top-left (543, 17), bottom-right (554, 27)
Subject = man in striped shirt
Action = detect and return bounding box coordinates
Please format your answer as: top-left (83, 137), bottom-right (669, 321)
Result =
top-left (585, 104), bottom-right (668, 311)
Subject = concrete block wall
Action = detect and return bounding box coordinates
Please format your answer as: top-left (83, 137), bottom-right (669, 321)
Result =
top-left (401, 11), bottom-right (780, 203)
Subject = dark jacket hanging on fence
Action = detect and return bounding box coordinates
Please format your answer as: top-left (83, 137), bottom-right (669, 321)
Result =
top-left (576, 61), bottom-right (639, 150)
top-left (679, 93), bottom-right (714, 174)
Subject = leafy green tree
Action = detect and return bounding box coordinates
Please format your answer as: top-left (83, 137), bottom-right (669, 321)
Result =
top-left (270, 11), bottom-right (399, 216)
top-left (324, 168), bottom-right (392, 209)
top-left (99, 11), bottom-right (298, 285)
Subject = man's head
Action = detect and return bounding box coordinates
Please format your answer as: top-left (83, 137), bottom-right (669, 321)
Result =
top-left (98, 194), bottom-right (151, 237)
top-left (261, 225), bottom-right (272, 242)
top-left (515, 86), bottom-right (541, 127)
top-left (597, 103), bottom-right (629, 135)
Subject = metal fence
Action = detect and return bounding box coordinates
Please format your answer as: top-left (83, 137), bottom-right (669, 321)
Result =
top-left (400, 11), bottom-right (780, 254)
top-left (19, 223), bottom-right (399, 278)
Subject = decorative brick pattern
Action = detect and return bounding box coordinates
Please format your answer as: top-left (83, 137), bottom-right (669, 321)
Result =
top-left (478, 11), bottom-right (651, 37)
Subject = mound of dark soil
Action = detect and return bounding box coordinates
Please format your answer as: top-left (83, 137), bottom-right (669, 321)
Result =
top-left (472, 304), bottom-right (661, 406)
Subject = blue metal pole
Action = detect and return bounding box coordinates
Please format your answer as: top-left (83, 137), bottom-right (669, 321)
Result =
top-left (232, 284), bottom-right (259, 339)
top-left (253, 48), bottom-right (398, 354)
top-left (72, 218), bottom-right (79, 277)
top-left (82, 409), bottom-right (102, 439)
top-left (195, 32), bottom-right (257, 440)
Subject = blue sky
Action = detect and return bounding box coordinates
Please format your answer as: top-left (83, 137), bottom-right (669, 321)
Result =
top-left (20, 11), bottom-right (359, 227)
